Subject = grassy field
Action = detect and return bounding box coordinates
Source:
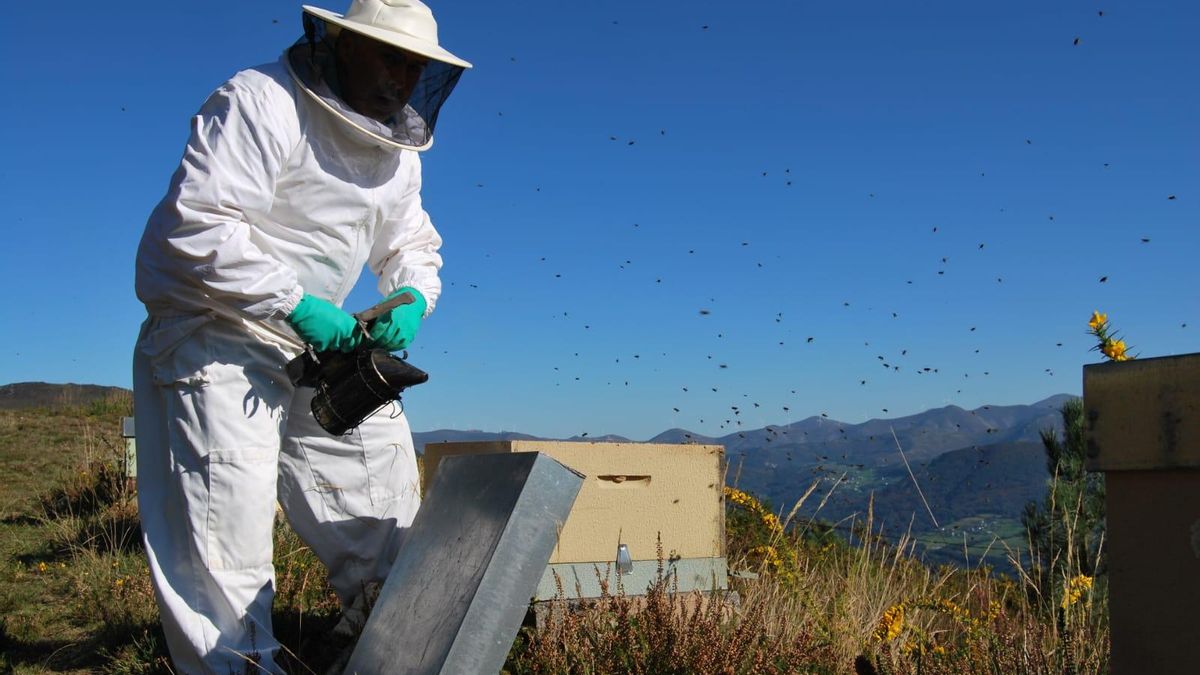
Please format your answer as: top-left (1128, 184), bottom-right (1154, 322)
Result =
top-left (0, 397), bottom-right (1109, 673)
top-left (909, 516), bottom-right (1028, 568)
top-left (0, 397), bottom-right (364, 674)
top-left (0, 395), bottom-right (186, 673)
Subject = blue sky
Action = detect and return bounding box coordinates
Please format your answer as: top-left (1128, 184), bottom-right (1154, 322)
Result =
top-left (1, 1), bottom-right (1195, 440)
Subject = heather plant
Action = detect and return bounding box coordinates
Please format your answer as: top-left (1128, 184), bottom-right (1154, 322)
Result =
top-left (504, 536), bottom-right (838, 674)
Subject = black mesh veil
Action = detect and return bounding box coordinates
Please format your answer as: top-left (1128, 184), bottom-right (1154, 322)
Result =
top-left (286, 12), bottom-right (464, 150)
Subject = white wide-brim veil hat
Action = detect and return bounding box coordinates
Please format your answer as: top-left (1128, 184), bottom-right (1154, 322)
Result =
top-left (287, 0), bottom-right (471, 151)
top-left (302, 0), bottom-right (472, 69)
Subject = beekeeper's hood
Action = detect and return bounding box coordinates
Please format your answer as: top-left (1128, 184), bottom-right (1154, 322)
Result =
top-left (286, 0), bottom-right (472, 151)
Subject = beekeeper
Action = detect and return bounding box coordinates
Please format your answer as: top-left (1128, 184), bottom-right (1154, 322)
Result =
top-left (131, 1), bottom-right (470, 671)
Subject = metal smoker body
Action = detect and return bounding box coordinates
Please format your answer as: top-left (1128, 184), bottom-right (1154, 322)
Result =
top-left (286, 292), bottom-right (429, 435)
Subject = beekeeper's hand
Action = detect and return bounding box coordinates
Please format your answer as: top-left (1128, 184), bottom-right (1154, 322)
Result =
top-left (286, 294), bottom-right (363, 352)
top-left (368, 287), bottom-right (427, 351)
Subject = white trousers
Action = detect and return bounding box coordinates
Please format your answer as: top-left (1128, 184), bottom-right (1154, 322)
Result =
top-left (132, 315), bottom-right (421, 674)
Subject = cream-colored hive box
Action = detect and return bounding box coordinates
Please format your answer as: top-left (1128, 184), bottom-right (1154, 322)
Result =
top-left (422, 441), bottom-right (727, 600)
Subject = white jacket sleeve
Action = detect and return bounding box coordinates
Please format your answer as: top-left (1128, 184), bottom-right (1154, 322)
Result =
top-left (155, 79), bottom-right (304, 320)
top-left (368, 152), bottom-right (444, 316)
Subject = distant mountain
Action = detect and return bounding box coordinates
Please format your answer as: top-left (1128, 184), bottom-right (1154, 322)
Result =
top-left (400, 395), bottom-right (1075, 487)
top-left (873, 441), bottom-right (1049, 529)
top-left (647, 428), bottom-right (720, 445)
top-left (728, 396), bottom-right (1066, 479)
top-left (717, 394), bottom-right (1071, 468)
top-left (713, 397), bottom-right (1073, 567)
top-left (0, 382), bottom-right (131, 411)
top-left (564, 433), bottom-right (634, 443)
top-left (413, 429), bottom-right (545, 455)
top-left (412, 429), bottom-right (634, 455)
top-left (788, 440), bottom-right (1050, 532)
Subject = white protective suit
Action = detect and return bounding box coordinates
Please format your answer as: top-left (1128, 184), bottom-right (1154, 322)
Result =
top-left (133, 50), bottom-right (443, 673)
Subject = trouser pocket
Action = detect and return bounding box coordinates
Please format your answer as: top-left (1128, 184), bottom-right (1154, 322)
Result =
top-left (205, 448), bottom-right (279, 570)
top-left (359, 405), bottom-right (418, 507)
top-left (137, 313), bottom-right (217, 387)
top-left (283, 396), bottom-right (419, 519)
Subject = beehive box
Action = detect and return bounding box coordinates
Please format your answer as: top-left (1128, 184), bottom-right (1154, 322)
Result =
top-left (1080, 348), bottom-right (1200, 667)
top-left (422, 441), bottom-right (727, 600)
top-left (1084, 353), bottom-right (1200, 674)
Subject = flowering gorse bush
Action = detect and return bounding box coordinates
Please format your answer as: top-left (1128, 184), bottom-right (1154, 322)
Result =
top-left (1087, 311), bottom-right (1133, 362)
top-left (875, 603), bottom-right (906, 642)
top-left (724, 486), bottom-right (799, 584)
top-left (1061, 574), bottom-right (1094, 610)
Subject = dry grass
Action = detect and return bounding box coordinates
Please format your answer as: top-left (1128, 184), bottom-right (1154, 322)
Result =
top-left (0, 399), bottom-right (1109, 673)
top-left (503, 478), bottom-right (1108, 674)
top-left (717, 482), bottom-right (1109, 674)
top-left (506, 539), bottom-right (838, 674)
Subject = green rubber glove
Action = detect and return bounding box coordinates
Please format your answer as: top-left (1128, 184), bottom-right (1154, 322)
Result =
top-left (286, 294), bottom-right (363, 353)
top-left (368, 287), bottom-right (427, 351)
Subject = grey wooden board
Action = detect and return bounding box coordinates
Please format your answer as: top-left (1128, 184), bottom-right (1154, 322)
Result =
top-left (344, 452), bottom-right (584, 675)
top-left (536, 557), bottom-right (728, 600)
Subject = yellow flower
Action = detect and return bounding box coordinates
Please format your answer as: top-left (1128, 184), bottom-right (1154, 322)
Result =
top-left (875, 604), bottom-right (906, 641)
top-left (725, 487), bottom-right (784, 536)
top-left (748, 545), bottom-right (782, 569)
top-left (37, 562), bottom-right (48, 573)
top-left (935, 598), bottom-right (971, 623)
top-left (1061, 575), bottom-right (1094, 609)
top-left (1101, 339), bottom-right (1128, 361)
top-left (760, 512), bottom-right (783, 536)
top-left (1089, 312), bottom-right (1135, 362)
top-left (724, 487), bottom-right (755, 508)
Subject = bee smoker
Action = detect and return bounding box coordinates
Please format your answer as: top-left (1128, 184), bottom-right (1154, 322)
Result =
top-left (286, 292), bottom-right (429, 436)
